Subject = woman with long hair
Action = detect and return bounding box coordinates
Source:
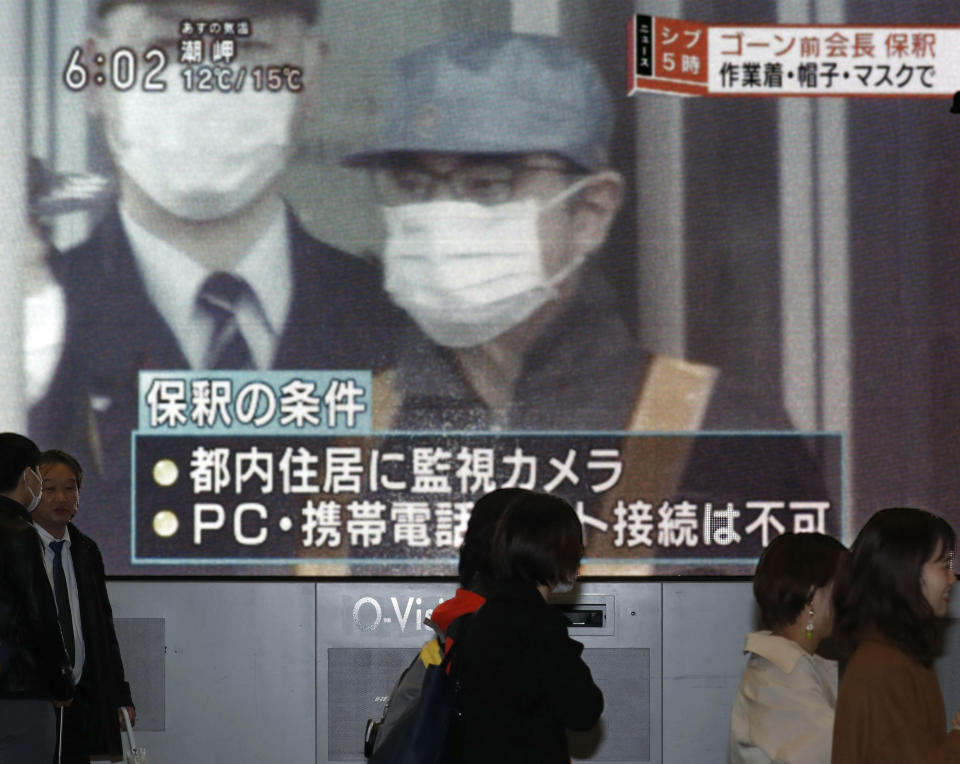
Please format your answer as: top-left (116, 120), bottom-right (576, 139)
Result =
top-left (729, 532), bottom-right (847, 763)
top-left (454, 489), bottom-right (603, 763)
top-left (832, 507), bottom-right (960, 762)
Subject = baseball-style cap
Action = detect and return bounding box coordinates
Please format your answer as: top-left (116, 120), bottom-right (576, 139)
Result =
top-left (97, 0), bottom-right (319, 23)
top-left (343, 32), bottom-right (616, 171)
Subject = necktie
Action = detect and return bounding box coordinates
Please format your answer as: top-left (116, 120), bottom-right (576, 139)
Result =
top-left (49, 540), bottom-right (75, 666)
top-left (197, 272), bottom-right (254, 369)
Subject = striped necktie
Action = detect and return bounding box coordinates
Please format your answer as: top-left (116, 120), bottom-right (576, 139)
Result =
top-left (197, 271), bottom-right (255, 370)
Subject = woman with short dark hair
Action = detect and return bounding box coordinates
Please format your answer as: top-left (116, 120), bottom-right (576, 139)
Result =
top-left (489, 491), bottom-right (584, 596)
top-left (455, 490), bottom-right (603, 763)
top-left (831, 507), bottom-right (960, 762)
top-left (367, 487), bottom-right (526, 757)
top-left (729, 532), bottom-right (847, 763)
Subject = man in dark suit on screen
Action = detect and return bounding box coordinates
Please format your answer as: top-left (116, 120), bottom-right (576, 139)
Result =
top-left (30, 0), bottom-right (406, 572)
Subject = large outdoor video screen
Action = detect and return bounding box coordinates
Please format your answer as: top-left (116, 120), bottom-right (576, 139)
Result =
top-left (2, 0), bottom-right (955, 576)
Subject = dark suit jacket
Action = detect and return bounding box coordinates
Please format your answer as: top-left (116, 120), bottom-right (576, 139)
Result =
top-left (30, 207), bottom-right (405, 573)
top-left (0, 496), bottom-right (73, 701)
top-left (61, 522), bottom-right (133, 757)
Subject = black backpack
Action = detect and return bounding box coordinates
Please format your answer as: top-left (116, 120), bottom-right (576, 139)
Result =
top-left (367, 612), bottom-right (474, 764)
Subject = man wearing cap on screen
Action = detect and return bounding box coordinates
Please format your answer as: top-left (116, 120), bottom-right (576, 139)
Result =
top-left (346, 31), bottom-right (781, 433)
top-left (345, 32), bottom-right (643, 431)
top-left (31, 0), bottom-right (406, 568)
top-left (345, 33), bottom-right (824, 540)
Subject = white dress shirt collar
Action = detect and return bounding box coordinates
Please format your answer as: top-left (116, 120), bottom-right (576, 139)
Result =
top-left (34, 521), bottom-right (71, 548)
top-left (120, 203), bottom-right (293, 369)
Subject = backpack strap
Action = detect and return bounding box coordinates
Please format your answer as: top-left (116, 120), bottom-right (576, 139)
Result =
top-left (439, 609), bottom-right (478, 678)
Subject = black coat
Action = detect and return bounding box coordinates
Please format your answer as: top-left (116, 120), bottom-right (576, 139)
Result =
top-left (30, 206), bottom-right (406, 573)
top-left (62, 522), bottom-right (133, 758)
top-left (455, 582), bottom-right (603, 763)
top-left (0, 496), bottom-right (73, 701)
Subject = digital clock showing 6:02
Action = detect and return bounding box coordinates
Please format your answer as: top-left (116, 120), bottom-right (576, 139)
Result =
top-left (63, 46), bottom-right (169, 92)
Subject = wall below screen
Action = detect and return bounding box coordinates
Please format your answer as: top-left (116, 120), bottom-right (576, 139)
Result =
top-left (104, 580), bottom-right (960, 764)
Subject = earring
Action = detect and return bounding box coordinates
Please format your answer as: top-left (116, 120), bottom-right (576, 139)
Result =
top-left (805, 609), bottom-right (814, 640)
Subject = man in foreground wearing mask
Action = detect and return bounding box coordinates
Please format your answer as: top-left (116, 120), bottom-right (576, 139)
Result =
top-left (32, 0), bottom-right (405, 570)
top-left (0, 433), bottom-right (74, 764)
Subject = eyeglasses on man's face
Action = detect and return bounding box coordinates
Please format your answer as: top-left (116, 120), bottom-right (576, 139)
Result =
top-left (373, 155), bottom-right (584, 206)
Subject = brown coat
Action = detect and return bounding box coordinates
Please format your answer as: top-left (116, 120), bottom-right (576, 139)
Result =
top-left (832, 637), bottom-right (960, 763)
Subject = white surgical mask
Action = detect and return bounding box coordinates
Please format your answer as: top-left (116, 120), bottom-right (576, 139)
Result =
top-left (26, 468), bottom-right (42, 513)
top-left (381, 177), bottom-right (596, 348)
top-left (104, 81), bottom-right (297, 221)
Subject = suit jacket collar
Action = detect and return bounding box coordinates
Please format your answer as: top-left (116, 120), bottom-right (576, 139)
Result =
top-left (82, 205), bottom-right (373, 371)
top-left (78, 207), bottom-right (190, 371)
top-left (0, 495), bottom-right (31, 524)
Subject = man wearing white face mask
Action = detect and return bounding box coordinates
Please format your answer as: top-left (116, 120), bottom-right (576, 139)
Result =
top-left (345, 33), bottom-right (827, 543)
top-left (345, 33), bottom-right (634, 431)
top-left (0, 433), bottom-right (75, 764)
top-left (346, 33), bottom-right (769, 431)
top-left (31, 0), bottom-right (407, 572)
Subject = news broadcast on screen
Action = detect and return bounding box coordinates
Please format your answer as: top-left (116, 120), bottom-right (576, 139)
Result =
top-left (2, 0), bottom-right (956, 578)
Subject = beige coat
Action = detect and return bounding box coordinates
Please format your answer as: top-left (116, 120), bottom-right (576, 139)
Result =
top-left (729, 631), bottom-right (838, 763)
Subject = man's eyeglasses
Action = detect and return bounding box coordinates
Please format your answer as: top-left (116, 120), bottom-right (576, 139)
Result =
top-left (373, 157), bottom-right (584, 206)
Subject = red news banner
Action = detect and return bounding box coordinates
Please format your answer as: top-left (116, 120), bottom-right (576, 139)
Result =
top-left (628, 15), bottom-right (960, 97)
